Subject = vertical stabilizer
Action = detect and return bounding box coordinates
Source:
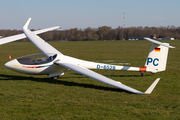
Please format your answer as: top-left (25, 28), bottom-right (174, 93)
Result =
top-left (145, 43), bottom-right (169, 73)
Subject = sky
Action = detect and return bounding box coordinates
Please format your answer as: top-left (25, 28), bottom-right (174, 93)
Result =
top-left (0, 0), bottom-right (180, 30)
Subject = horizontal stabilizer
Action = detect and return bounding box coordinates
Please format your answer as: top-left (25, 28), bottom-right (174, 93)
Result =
top-left (144, 37), bottom-right (175, 48)
top-left (144, 78), bottom-right (160, 94)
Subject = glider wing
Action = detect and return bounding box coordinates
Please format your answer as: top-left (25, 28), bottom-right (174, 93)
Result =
top-left (0, 26), bottom-right (60, 45)
top-left (22, 18), bottom-right (62, 55)
top-left (55, 61), bottom-right (160, 94)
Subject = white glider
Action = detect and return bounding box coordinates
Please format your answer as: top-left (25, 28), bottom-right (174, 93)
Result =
top-left (3, 18), bottom-right (175, 94)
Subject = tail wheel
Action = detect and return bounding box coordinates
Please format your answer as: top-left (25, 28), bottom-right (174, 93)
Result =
top-left (51, 76), bottom-right (59, 79)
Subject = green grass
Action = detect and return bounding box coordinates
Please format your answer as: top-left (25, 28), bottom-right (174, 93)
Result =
top-left (0, 40), bottom-right (180, 119)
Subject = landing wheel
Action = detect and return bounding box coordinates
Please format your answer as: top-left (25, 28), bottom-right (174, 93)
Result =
top-left (51, 76), bottom-right (59, 79)
top-left (141, 72), bottom-right (144, 77)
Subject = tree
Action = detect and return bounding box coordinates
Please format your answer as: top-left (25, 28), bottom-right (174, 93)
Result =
top-left (1, 25), bottom-right (180, 41)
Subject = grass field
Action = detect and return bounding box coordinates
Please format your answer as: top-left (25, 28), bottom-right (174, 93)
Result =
top-left (0, 40), bottom-right (179, 119)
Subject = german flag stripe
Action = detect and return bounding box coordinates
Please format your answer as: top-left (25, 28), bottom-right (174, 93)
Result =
top-left (155, 48), bottom-right (160, 52)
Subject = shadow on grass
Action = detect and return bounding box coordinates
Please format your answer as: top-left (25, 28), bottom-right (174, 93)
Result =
top-left (72, 72), bottom-right (151, 77)
top-left (0, 74), bottom-right (132, 93)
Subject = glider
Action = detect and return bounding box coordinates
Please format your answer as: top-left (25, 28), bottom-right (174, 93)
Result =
top-left (2, 18), bottom-right (175, 94)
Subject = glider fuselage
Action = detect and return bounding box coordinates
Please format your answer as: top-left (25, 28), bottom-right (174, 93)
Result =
top-left (4, 53), bottom-right (141, 77)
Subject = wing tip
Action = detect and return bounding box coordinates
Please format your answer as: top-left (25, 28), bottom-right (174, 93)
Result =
top-left (169, 46), bottom-right (176, 48)
top-left (144, 78), bottom-right (160, 94)
top-left (23, 18), bottom-right (32, 29)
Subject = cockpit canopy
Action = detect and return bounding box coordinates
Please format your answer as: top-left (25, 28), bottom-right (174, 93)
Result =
top-left (17, 53), bottom-right (57, 65)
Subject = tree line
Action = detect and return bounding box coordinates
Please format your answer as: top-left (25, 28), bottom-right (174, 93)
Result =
top-left (0, 25), bottom-right (180, 41)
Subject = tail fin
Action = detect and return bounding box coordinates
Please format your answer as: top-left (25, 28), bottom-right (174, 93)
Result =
top-left (145, 43), bottom-right (169, 73)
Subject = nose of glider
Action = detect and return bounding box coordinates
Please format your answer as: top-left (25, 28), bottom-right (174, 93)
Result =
top-left (4, 61), bottom-right (11, 69)
top-left (4, 59), bottom-right (18, 70)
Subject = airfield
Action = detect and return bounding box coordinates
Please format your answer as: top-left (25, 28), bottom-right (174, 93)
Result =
top-left (0, 40), bottom-right (179, 119)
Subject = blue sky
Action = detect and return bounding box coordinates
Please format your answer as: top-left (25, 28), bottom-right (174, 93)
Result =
top-left (0, 0), bottom-right (179, 30)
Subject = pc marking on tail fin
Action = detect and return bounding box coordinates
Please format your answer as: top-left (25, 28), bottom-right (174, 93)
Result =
top-left (145, 43), bottom-right (169, 73)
